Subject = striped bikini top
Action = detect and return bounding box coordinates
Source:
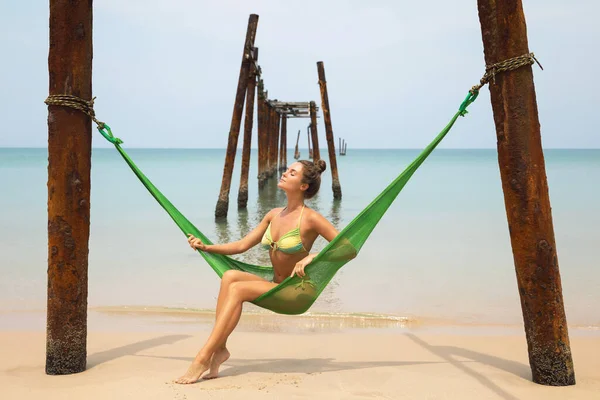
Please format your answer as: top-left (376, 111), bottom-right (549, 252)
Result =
top-left (261, 206), bottom-right (307, 254)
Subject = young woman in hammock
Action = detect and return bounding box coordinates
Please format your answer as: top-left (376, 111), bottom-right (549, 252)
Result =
top-left (175, 159), bottom-right (343, 384)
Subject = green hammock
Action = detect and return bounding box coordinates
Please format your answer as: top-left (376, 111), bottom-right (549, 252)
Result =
top-left (97, 91), bottom-right (478, 315)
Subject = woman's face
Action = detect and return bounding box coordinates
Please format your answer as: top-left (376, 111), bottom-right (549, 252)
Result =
top-left (278, 162), bottom-right (307, 194)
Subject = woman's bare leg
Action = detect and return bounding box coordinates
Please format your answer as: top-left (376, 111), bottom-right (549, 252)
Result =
top-left (207, 270), bottom-right (265, 377)
top-left (174, 279), bottom-right (275, 384)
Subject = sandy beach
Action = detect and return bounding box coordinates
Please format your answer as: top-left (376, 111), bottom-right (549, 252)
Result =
top-left (2, 309), bottom-right (599, 400)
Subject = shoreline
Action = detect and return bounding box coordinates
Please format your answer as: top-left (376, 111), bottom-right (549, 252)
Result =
top-left (2, 305), bottom-right (598, 337)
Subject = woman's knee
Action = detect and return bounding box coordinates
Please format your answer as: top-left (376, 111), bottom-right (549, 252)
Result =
top-left (229, 281), bottom-right (253, 302)
top-left (222, 270), bottom-right (244, 286)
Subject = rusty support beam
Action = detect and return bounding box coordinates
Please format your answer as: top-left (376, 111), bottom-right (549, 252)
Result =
top-left (307, 124), bottom-right (313, 159)
top-left (294, 129), bottom-right (301, 159)
top-left (46, 0), bottom-right (92, 375)
top-left (215, 14), bottom-right (259, 218)
top-left (317, 61), bottom-right (342, 199)
top-left (266, 105), bottom-right (274, 176)
top-left (477, 0), bottom-right (574, 386)
top-left (237, 48), bottom-right (258, 209)
top-left (272, 110), bottom-right (281, 175)
top-left (257, 79), bottom-right (268, 189)
top-left (264, 93), bottom-right (272, 180)
top-left (279, 115), bottom-right (287, 172)
top-left (309, 101), bottom-right (320, 161)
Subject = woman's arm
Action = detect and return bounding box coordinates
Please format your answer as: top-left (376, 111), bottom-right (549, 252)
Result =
top-left (187, 209), bottom-right (278, 255)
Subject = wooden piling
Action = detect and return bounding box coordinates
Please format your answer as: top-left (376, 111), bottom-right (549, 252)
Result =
top-left (46, 0), bottom-right (92, 375)
top-left (215, 14), bottom-right (259, 218)
top-left (257, 80), bottom-right (268, 188)
top-left (317, 61), bottom-right (341, 199)
top-left (279, 115), bottom-right (287, 172)
top-left (309, 101), bottom-right (320, 161)
top-left (237, 47), bottom-right (258, 209)
top-left (477, 0), bottom-right (575, 386)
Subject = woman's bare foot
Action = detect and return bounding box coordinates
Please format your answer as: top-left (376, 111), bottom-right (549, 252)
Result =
top-left (203, 348), bottom-right (230, 379)
top-left (174, 357), bottom-right (210, 384)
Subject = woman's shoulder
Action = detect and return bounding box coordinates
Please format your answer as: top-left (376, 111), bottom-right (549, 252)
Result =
top-left (264, 207), bottom-right (284, 220)
top-left (303, 206), bottom-right (327, 225)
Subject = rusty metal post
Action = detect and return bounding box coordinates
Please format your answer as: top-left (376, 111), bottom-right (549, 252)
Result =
top-left (46, 0), bottom-right (92, 375)
top-left (294, 129), bottom-right (301, 159)
top-left (237, 47), bottom-right (257, 208)
top-left (272, 110), bottom-right (281, 175)
top-left (309, 101), bottom-right (320, 161)
top-left (477, 0), bottom-right (575, 386)
top-left (257, 80), bottom-right (268, 188)
top-left (264, 95), bottom-right (272, 180)
top-left (265, 104), bottom-right (273, 176)
top-left (268, 107), bottom-right (277, 177)
top-left (215, 14), bottom-right (259, 218)
top-left (317, 61), bottom-right (342, 199)
top-left (279, 115), bottom-right (287, 172)
top-left (307, 124), bottom-right (313, 159)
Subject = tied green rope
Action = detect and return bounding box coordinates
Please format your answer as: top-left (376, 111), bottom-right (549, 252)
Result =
top-left (470, 52), bottom-right (543, 94)
top-left (44, 94), bottom-right (123, 145)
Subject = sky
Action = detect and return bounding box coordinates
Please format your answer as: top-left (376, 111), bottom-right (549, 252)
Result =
top-left (1, 1), bottom-right (598, 149)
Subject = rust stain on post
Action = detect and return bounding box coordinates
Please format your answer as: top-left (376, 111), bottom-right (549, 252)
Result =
top-left (237, 48), bottom-right (258, 208)
top-left (309, 101), bottom-right (320, 161)
top-left (477, 0), bottom-right (575, 386)
top-left (215, 14), bottom-right (259, 218)
top-left (317, 61), bottom-right (342, 199)
top-left (46, 0), bottom-right (92, 375)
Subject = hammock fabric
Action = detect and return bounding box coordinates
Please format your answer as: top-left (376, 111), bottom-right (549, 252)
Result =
top-left (98, 92), bottom-right (478, 315)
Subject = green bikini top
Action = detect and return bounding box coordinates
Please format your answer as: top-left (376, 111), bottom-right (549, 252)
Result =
top-left (261, 206), bottom-right (308, 254)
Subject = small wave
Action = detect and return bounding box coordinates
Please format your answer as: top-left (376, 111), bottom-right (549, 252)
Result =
top-left (91, 305), bottom-right (415, 332)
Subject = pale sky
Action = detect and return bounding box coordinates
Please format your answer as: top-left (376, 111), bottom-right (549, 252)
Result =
top-left (1, 1), bottom-right (598, 149)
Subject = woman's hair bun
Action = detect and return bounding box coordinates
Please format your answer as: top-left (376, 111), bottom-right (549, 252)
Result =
top-left (316, 159), bottom-right (327, 174)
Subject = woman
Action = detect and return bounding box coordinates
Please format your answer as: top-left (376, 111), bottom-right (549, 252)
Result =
top-left (175, 159), bottom-right (340, 384)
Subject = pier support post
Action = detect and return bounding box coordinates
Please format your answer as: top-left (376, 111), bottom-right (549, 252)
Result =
top-left (309, 101), bottom-right (320, 161)
top-left (46, 0), bottom-right (93, 375)
top-left (215, 14), bottom-right (259, 218)
top-left (317, 61), bottom-right (342, 199)
top-left (279, 115), bottom-right (287, 172)
top-left (477, 0), bottom-right (575, 386)
top-left (237, 47), bottom-right (258, 208)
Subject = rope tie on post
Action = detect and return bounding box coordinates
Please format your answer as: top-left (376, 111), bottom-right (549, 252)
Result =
top-left (44, 95), bottom-right (123, 145)
top-left (460, 52), bottom-right (543, 117)
top-left (470, 52), bottom-right (543, 94)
